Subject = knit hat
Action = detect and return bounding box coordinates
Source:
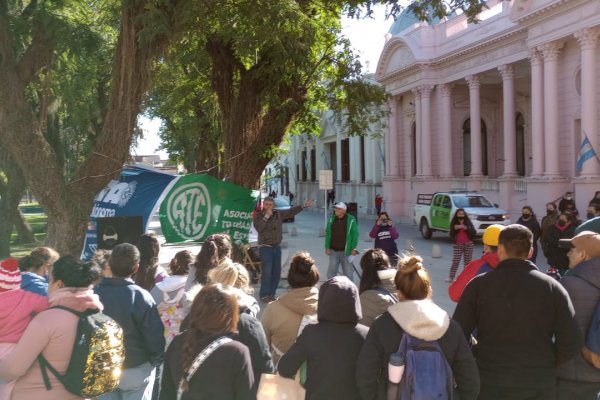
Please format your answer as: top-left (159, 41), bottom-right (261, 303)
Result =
top-left (0, 257), bottom-right (21, 292)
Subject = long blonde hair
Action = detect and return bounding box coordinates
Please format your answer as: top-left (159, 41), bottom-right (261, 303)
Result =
top-left (208, 259), bottom-right (253, 294)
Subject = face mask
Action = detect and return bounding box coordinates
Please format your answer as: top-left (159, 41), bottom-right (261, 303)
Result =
top-left (522, 214), bottom-right (531, 219)
top-left (565, 196), bottom-right (572, 200)
top-left (558, 220), bottom-right (566, 227)
top-left (458, 216), bottom-right (465, 220)
top-left (546, 209), bottom-right (554, 215)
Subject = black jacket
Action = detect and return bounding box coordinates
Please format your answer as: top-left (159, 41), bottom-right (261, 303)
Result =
top-left (95, 277), bottom-right (165, 368)
top-left (181, 310), bottom-right (274, 395)
top-left (516, 216), bottom-right (541, 243)
top-left (453, 258), bottom-right (581, 391)
top-left (356, 304), bottom-right (480, 400)
top-left (278, 276), bottom-right (368, 400)
top-left (160, 331), bottom-right (254, 400)
top-left (544, 223), bottom-right (576, 270)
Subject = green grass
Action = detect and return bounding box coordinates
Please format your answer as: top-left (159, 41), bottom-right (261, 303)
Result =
top-left (9, 203), bottom-right (48, 257)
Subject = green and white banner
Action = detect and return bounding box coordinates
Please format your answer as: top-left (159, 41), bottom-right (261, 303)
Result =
top-left (159, 173), bottom-right (259, 244)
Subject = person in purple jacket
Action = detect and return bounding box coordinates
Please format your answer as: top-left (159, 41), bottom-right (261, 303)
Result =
top-left (369, 212), bottom-right (399, 265)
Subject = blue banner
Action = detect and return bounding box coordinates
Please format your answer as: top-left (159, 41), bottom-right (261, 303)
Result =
top-left (81, 165), bottom-right (178, 260)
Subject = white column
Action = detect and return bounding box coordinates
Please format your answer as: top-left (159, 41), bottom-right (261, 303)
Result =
top-left (499, 64), bottom-right (518, 177)
top-left (336, 135), bottom-right (342, 181)
top-left (412, 88), bottom-right (422, 176)
top-left (575, 28), bottom-right (600, 176)
top-left (388, 97), bottom-right (399, 176)
top-left (529, 48), bottom-right (544, 177)
top-left (440, 84), bottom-right (454, 177)
top-left (541, 41), bottom-right (563, 177)
top-left (419, 85), bottom-right (434, 176)
top-left (466, 75), bottom-right (483, 176)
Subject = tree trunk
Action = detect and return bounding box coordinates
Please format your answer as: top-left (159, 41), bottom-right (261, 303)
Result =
top-left (0, 155), bottom-right (27, 258)
top-left (14, 209), bottom-right (36, 245)
top-left (207, 37), bottom-right (307, 188)
top-left (0, 2), bottom-right (180, 255)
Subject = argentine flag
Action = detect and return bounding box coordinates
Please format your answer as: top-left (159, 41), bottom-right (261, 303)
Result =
top-left (576, 134), bottom-right (598, 173)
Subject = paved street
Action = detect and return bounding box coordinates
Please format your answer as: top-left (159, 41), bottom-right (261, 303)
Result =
top-left (151, 207), bottom-right (549, 316)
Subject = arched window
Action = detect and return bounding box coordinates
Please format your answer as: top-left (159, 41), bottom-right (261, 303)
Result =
top-left (411, 122), bottom-right (417, 176)
top-left (516, 113), bottom-right (525, 176)
top-left (463, 118), bottom-right (488, 176)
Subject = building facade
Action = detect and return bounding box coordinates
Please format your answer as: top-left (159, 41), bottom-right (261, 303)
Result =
top-left (378, 0), bottom-right (600, 222)
top-left (280, 110), bottom-right (385, 218)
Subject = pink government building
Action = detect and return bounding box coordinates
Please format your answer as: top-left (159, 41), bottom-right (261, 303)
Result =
top-left (379, 0), bottom-right (600, 220)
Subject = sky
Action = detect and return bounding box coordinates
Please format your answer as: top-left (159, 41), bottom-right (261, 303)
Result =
top-left (133, 5), bottom-right (392, 159)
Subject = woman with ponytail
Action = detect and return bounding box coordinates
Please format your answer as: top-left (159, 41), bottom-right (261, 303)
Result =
top-left (356, 254), bottom-right (480, 400)
top-left (182, 234), bottom-right (232, 315)
top-left (159, 284), bottom-right (254, 400)
top-left (261, 252), bottom-right (320, 365)
top-left (358, 248), bottom-right (398, 327)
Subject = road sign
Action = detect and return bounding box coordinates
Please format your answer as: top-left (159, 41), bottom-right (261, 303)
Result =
top-left (319, 170), bottom-right (333, 190)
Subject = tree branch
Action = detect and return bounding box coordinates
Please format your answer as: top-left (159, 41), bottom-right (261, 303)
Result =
top-left (17, 23), bottom-right (55, 84)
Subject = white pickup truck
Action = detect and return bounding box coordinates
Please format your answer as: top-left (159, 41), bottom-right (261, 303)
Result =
top-left (414, 191), bottom-right (511, 239)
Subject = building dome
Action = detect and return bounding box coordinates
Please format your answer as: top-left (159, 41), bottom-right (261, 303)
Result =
top-left (387, 6), bottom-right (452, 36)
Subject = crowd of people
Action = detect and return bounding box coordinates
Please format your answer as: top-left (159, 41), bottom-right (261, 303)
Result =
top-left (2, 191), bottom-right (600, 400)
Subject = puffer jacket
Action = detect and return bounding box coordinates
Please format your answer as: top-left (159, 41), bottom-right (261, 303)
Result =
top-left (261, 286), bottom-right (318, 365)
top-left (359, 269), bottom-right (398, 327)
top-left (278, 276), bottom-right (368, 400)
top-left (558, 256), bottom-right (600, 383)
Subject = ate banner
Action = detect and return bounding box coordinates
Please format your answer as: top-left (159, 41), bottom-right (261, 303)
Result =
top-left (159, 173), bottom-right (259, 244)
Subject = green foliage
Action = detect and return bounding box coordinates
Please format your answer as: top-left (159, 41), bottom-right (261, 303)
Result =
top-left (5, 0), bottom-right (120, 180)
top-left (346, 0), bottom-right (488, 23)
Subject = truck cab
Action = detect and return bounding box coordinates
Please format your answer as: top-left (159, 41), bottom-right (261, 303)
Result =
top-left (414, 191), bottom-right (510, 239)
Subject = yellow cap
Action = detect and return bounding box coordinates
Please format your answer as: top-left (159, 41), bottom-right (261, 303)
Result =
top-left (482, 224), bottom-right (505, 246)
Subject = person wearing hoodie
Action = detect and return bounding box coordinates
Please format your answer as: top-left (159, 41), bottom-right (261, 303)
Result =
top-left (448, 224), bottom-right (504, 302)
top-left (19, 246), bottom-right (60, 296)
top-left (261, 251), bottom-right (320, 365)
top-left (454, 224), bottom-right (581, 399)
top-left (151, 250), bottom-right (193, 348)
top-left (556, 231), bottom-right (600, 399)
top-left (358, 248), bottom-right (398, 327)
top-left (278, 275), bottom-right (368, 400)
top-left (0, 257), bottom-right (49, 399)
top-left (369, 212), bottom-right (399, 265)
top-left (0, 256), bottom-right (103, 400)
top-left (356, 254), bottom-right (479, 400)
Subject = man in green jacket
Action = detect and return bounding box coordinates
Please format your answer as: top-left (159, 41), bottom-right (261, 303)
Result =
top-left (325, 202), bottom-right (359, 280)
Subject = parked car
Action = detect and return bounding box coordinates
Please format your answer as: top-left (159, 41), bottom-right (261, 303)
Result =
top-left (274, 197), bottom-right (295, 222)
top-left (414, 191), bottom-right (510, 239)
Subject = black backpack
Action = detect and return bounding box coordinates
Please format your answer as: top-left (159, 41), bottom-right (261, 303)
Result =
top-left (38, 306), bottom-right (125, 397)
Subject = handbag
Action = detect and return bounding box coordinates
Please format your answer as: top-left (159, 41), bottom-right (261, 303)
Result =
top-left (257, 373), bottom-right (306, 400)
top-left (176, 336), bottom-right (232, 400)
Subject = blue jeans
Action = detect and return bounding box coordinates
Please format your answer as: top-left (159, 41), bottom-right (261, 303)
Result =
top-left (259, 245), bottom-right (282, 298)
top-left (99, 362), bottom-right (155, 400)
top-left (327, 250), bottom-right (354, 281)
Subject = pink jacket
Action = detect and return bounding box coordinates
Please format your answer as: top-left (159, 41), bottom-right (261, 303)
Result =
top-left (0, 288), bottom-right (103, 400)
top-left (0, 289), bottom-right (48, 343)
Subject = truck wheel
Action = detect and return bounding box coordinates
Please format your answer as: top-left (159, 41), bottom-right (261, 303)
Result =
top-left (420, 218), bottom-right (432, 239)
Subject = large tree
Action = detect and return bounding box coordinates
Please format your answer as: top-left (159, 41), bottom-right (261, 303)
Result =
top-left (147, 0), bottom-right (488, 188)
top-left (0, 0), bottom-right (183, 255)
